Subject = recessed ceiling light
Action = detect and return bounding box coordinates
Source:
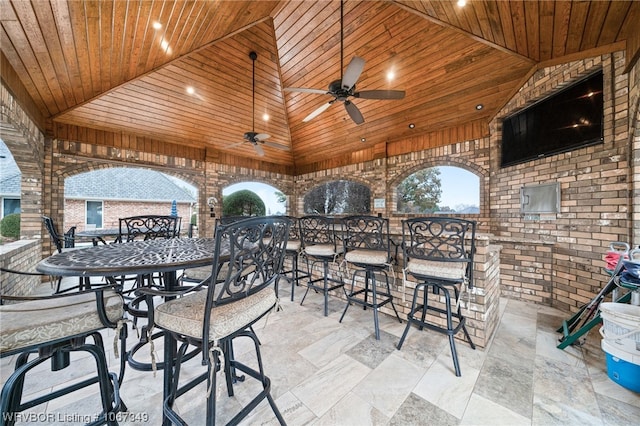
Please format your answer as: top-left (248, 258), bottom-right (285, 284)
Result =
top-left (386, 71), bottom-right (395, 81)
top-left (475, 104), bottom-right (484, 110)
top-left (457, 0), bottom-right (467, 7)
top-left (263, 113), bottom-right (270, 121)
top-left (152, 21), bottom-right (162, 30)
top-left (186, 86), bottom-right (195, 95)
top-left (160, 39), bottom-right (171, 53)
top-left (408, 123), bottom-right (415, 129)
top-left (360, 137), bottom-right (366, 142)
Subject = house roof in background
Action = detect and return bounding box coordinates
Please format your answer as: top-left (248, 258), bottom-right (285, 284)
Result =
top-left (0, 141), bottom-right (20, 196)
top-left (64, 168), bottom-right (196, 203)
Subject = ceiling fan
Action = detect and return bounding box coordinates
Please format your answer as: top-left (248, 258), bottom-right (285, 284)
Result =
top-left (231, 51), bottom-right (286, 157)
top-left (284, 0), bottom-right (405, 125)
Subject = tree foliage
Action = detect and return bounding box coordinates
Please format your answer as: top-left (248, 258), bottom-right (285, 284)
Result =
top-left (274, 190), bottom-right (287, 204)
top-left (222, 190), bottom-right (265, 217)
top-left (303, 180), bottom-right (370, 214)
top-left (397, 168), bottom-right (442, 213)
top-left (0, 213), bottom-right (20, 239)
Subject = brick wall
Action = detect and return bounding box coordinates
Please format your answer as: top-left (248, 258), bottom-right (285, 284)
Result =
top-left (630, 53), bottom-right (640, 247)
top-left (490, 53), bottom-right (631, 313)
top-left (0, 240), bottom-right (42, 296)
top-left (0, 83), bottom-right (44, 240)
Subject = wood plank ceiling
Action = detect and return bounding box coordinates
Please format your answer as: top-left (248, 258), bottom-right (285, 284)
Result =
top-left (1, 1), bottom-right (638, 173)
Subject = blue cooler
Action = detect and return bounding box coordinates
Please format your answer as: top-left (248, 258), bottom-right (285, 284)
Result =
top-left (601, 339), bottom-right (640, 393)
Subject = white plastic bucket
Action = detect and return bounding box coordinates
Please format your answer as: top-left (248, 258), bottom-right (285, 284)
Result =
top-left (599, 302), bottom-right (640, 353)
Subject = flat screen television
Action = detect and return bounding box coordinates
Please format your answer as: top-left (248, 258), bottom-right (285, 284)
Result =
top-left (500, 70), bottom-right (604, 168)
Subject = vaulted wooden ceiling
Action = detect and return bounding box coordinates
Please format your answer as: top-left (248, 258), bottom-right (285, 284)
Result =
top-left (1, 1), bottom-right (638, 174)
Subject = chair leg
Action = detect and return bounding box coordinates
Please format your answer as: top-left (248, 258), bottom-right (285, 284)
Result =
top-left (206, 348), bottom-right (220, 425)
top-left (224, 331), bottom-right (286, 426)
top-left (339, 271), bottom-right (357, 324)
top-left (290, 254), bottom-right (298, 301)
top-left (323, 260), bottom-right (329, 317)
top-left (397, 319), bottom-right (412, 350)
top-left (370, 271), bottom-right (381, 340)
top-left (1, 343), bottom-right (122, 425)
top-left (384, 272), bottom-right (402, 324)
top-left (397, 283), bottom-right (425, 349)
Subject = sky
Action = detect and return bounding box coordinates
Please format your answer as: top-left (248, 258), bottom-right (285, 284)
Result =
top-left (437, 166), bottom-right (480, 209)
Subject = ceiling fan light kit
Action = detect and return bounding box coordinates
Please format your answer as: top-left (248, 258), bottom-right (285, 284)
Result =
top-left (284, 0), bottom-right (405, 125)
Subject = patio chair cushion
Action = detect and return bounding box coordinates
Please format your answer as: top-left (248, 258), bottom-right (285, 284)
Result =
top-left (286, 240), bottom-right (301, 251)
top-left (154, 288), bottom-right (276, 341)
top-left (0, 290), bottom-right (124, 354)
top-left (182, 265), bottom-right (213, 282)
top-left (304, 244), bottom-right (344, 257)
top-left (345, 249), bottom-right (388, 266)
top-left (407, 259), bottom-right (467, 281)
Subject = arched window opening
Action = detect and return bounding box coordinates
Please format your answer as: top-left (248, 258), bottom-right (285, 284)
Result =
top-left (397, 166), bottom-right (479, 214)
top-left (222, 182), bottom-right (286, 216)
top-left (303, 180), bottom-right (371, 215)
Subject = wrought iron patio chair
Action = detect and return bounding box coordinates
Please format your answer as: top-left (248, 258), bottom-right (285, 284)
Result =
top-left (118, 214), bottom-right (179, 242)
top-left (145, 216), bottom-right (290, 425)
top-left (339, 215), bottom-right (401, 339)
top-left (42, 215), bottom-right (90, 293)
top-left (397, 217), bottom-right (477, 376)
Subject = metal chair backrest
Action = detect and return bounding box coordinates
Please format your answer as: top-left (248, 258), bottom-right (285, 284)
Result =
top-left (201, 216), bottom-right (290, 349)
top-left (402, 217), bottom-right (476, 286)
top-left (42, 215), bottom-right (75, 253)
top-left (119, 215), bottom-right (178, 242)
top-left (299, 215), bottom-right (339, 249)
top-left (342, 215), bottom-right (390, 256)
top-left (283, 215), bottom-right (302, 243)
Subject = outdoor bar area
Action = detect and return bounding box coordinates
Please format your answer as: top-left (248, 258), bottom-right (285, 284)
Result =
top-left (1, 1), bottom-right (640, 425)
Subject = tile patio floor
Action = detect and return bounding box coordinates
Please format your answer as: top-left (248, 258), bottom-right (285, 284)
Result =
top-left (1, 279), bottom-right (639, 425)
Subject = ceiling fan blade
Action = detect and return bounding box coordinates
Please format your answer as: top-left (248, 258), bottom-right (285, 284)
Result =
top-left (342, 56), bottom-right (365, 90)
top-left (354, 90), bottom-right (406, 100)
top-left (227, 141), bottom-right (245, 149)
top-left (344, 100), bottom-right (364, 125)
top-left (254, 133), bottom-right (270, 141)
top-left (253, 143), bottom-right (265, 157)
top-left (284, 87), bottom-right (328, 95)
top-left (303, 101), bottom-right (333, 122)
top-left (263, 141), bottom-right (290, 151)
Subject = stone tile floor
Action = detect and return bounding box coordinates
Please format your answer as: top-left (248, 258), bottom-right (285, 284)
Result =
top-left (1, 279), bottom-right (639, 425)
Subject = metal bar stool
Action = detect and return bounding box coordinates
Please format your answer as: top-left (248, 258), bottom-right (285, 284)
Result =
top-left (397, 217), bottom-right (477, 376)
top-left (279, 216), bottom-right (310, 301)
top-left (339, 215), bottom-right (401, 339)
top-left (299, 215), bottom-right (345, 316)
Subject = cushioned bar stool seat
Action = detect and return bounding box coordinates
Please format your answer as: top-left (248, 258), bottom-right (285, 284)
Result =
top-left (0, 288), bottom-right (126, 425)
